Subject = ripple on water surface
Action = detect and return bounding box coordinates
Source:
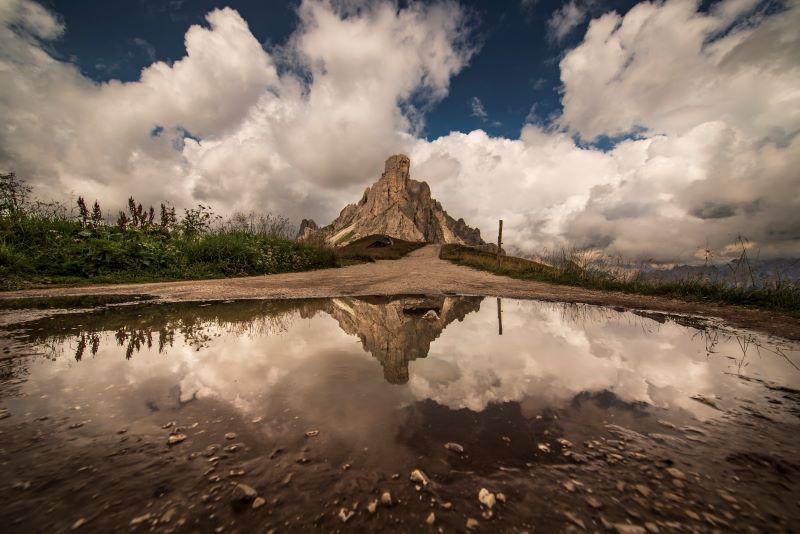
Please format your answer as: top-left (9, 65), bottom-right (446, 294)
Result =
top-left (0, 296), bottom-right (798, 532)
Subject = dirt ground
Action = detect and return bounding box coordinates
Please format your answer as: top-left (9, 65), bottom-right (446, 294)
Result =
top-left (2, 245), bottom-right (799, 340)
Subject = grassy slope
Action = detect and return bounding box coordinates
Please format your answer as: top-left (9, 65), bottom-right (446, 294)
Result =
top-left (0, 217), bottom-right (338, 290)
top-left (440, 244), bottom-right (800, 316)
top-left (334, 235), bottom-right (426, 265)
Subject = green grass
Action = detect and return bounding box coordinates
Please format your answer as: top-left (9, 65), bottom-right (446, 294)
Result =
top-left (0, 216), bottom-right (338, 290)
top-left (441, 244), bottom-right (800, 315)
top-left (334, 234), bottom-right (426, 265)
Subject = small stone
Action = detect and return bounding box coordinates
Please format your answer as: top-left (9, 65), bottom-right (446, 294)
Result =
top-left (224, 444), bottom-right (239, 453)
top-left (305, 430), bottom-right (319, 437)
top-left (229, 469), bottom-right (245, 477)
top-left (167, 434), bottom-right (187, 446)
top-left (665, 467), bottom-right (685, 480)
top-left (537, 443), bottom-right (551, 453)
top-left (585, 496), bottom-right (603, 509)
top-left (563, 511), bottom-right (585, 529)
top-left (252, 497), bottom-right (266, 510)
top-left (162, 421), bottom-right (174, 429)
top-left (367, 500), bottom-right (377, 514)
top-left (71, 518), bottom-right (88, 530)
top-left (251, 416), bottom-right (263, 423)
top-left (129, 513), bottom-right (151, 526)
top-left (466, 518), bottom-right (479, 530)
top-left (481, 509), bottom-right (493, 520)
top-left (233, 483), bottom-right (258, 501)
top-left (644, 522), bottom-right (659, 533)
top-left (410, 469), bottom-right (430, 486)
top-left (444, 442), bottom-right (464, 454)
top-left (557, 438), bottom-right (574, 448)
top-left (341, 463), bottom-right (351, 471)
top-left (338, 508), bottom-right (354, 523)
top-left (496, 492), bottom-right (506, 503)
top-left (685, 510), bottom-right (700, 521)
top-left (614, 524), bottom-right (646, 534)
top-left (426, 511), bottom-right (436, 525)
top-left (224, 432), bottom-right (237, 440)
top-left (381, 491), bottom-right (392, 506)
top-left (478, 488), bottom-right (496, 509)
top-left (440, 501), bottom-right (453, 510)
top-left (635, 484), bottom-right (652, 498)
top-left (563, 481), bottom-right (577, 493)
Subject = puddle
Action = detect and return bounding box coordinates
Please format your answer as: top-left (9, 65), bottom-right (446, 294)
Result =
top-left (0, 296), bottom-right (798, 532)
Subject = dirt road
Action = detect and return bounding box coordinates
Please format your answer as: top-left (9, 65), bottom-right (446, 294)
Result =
top-left (3, 245), bottom-right (799, 339)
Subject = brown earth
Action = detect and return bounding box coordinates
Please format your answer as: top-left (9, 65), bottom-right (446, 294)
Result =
top-left (2, 245), bottom-right (799, 340)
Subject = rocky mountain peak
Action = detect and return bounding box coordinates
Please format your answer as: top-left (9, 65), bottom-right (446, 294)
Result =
top-left (300, 154), bottom-right (487, 247)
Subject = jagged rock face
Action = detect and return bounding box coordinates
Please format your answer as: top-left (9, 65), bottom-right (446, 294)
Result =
top-left (295, 218), bottom-right (318, 240)
top-left (307, 155), bottom-right (486, 247)
top-left (308, 296), bottom-right (482, 384)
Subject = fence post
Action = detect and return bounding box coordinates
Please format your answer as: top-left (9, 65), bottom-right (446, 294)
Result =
top-left (496, 219), bottom-right (503, 268)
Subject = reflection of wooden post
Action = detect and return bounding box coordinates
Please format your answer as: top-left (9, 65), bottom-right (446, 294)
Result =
top-left (497, 220), bottom-right (503, 268)
top-left (497, 297), bottom-right (503, 336)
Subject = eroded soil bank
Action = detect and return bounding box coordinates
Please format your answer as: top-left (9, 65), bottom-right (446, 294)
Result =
top-left (0, 296), bottom-right (798, 533)
top-left (2, 246), bottom-right (799, 340)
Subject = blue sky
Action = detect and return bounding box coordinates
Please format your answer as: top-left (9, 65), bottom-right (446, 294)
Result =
top-left (45, 0), bottom-right (642, 141)
top-left (3, 0), bottom-right (799, 261)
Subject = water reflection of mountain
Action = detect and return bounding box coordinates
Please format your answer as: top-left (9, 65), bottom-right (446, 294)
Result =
top-left (302, 296), bottom-right (483, 384)
top-left (7, 297), bottom-right (484, 384)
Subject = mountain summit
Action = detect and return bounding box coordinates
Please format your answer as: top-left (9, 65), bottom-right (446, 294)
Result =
top-left (299, 154), bottom-right (486, 247)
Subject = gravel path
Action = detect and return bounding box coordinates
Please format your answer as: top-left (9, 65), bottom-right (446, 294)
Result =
top-left (3, 245), bottom-right (799, 339)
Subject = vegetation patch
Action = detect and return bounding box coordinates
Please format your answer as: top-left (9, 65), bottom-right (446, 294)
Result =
top-left (0, 294), bottom-right (154, 310)
top-left (335, 235), bottom-right (426, 265)
top-left (441, 244), bottom-right (800, 315)
top-left (0, 172), bottom-right (337, 290)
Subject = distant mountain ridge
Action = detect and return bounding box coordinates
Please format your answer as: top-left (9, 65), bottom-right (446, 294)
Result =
top-left (298, 154), bottom-right (487, 248)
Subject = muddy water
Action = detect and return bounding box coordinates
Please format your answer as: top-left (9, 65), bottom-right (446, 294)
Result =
top-left (0, 297), bottom-right (798, 533)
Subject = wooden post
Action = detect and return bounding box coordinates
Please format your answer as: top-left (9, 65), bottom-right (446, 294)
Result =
top-left (497, 297), bottom-right (503, 336)
top-left (496, 219), bottom-right (503, 268)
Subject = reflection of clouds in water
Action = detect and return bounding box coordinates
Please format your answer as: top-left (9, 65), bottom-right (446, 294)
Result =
top-left (31, 299), bottom-right (800, 424)
top-left (410, 302), bottom-right (799, 418)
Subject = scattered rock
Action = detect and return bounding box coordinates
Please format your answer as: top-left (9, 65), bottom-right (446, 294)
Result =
top-left (614, 523), bottom-right (646, 534)
top-left (466, 517), bottom-right (479, 530)
top-left (537, 443), bottom-right (551, 453)
top-left (224, 444), bottom-right (239, 453)
top-left (71, 518), bottom-right (88, 530)
top-left (252, 497), bottom-right (266, 510)
top-left (557, 438), bottom-right (574, 448)
top-left (162, 421), bottom-right (174, 429)
top-left (690, 394), bottom-right (720, 410)
top-left (478, 488), bottom-right (496, 509)
top-left (251, 416), bottom-right (263, 423)
top-left (496, 492), bottom-right (507, 503)
top-left (410, 469), bottom-right (431, 486)
top-left (233, 483), bottom-right (258, 502)
top-left (563, 481), bottom-right (577, 493)
top-left (665, 467), bottom-right (685, 480)
top-left (305, 430), bottom-right (320, 437)
top-left (160, 508), bottom-right (177, 523)
top-left (224, 432), bottom-right (237, 440)
top-left (644, 522), bottom-right (659, 533)
top-left (585, 496), bottom-right (603, 509)
top-left (167, 434), bottom-right (187, 446)
top-left (367, 500), bottom-right (378, 514)
top-left (129, 513), bottom-right (151, 526)
top-left (229, 469), bottom-right (245, 477)
top-left (444, 442), bottom-right (464, 454)
top-left (338, 508), bottom-right (354, 523)
top-left (635, 484), bottom-right (652, 498)
top-left (381, 491), bottom-right (392, 506)
top-left (426, 511), bottom-right (436, 525)
top-left (563, 511), bottom-right (585, 529)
